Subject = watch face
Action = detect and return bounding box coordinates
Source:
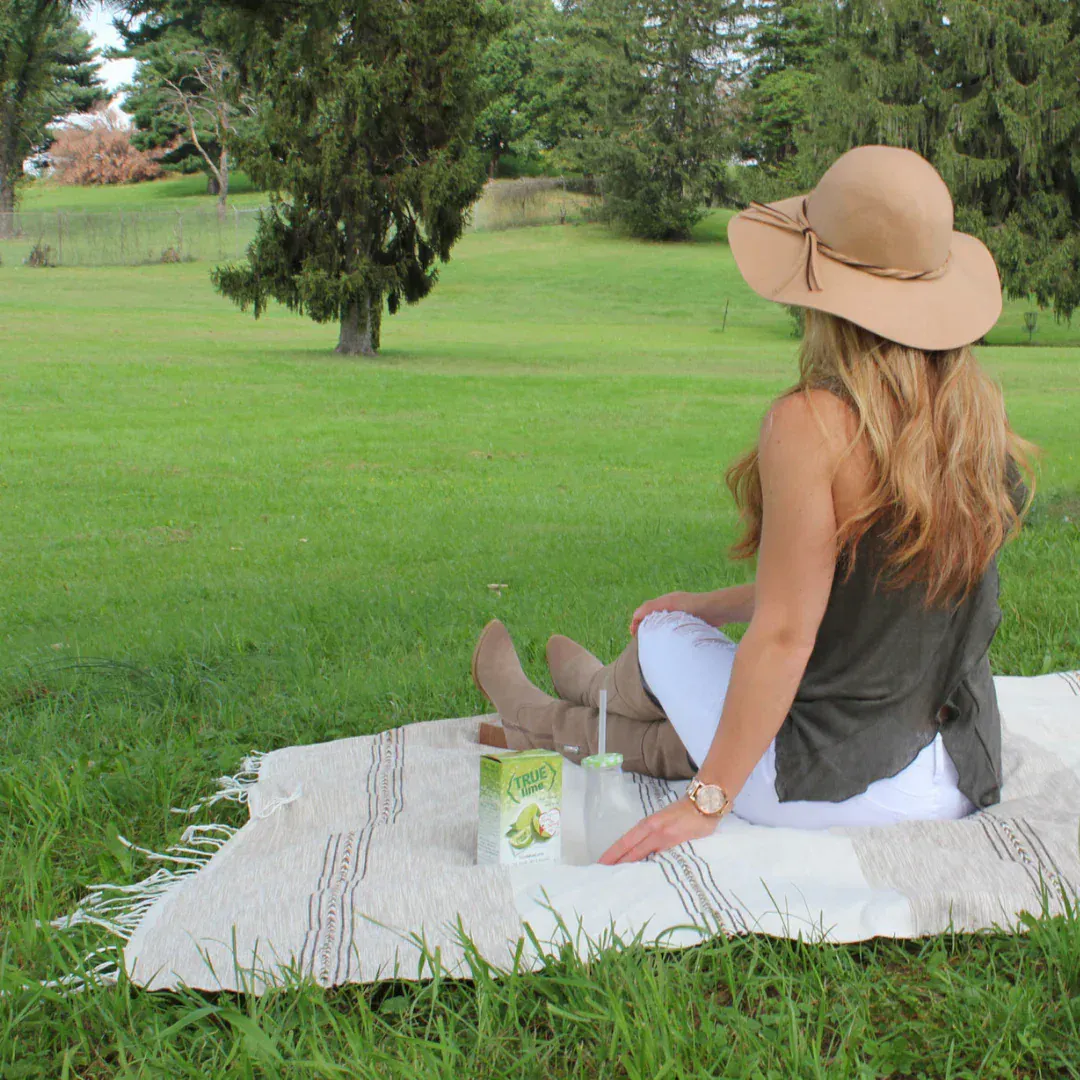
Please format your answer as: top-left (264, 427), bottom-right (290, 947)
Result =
top-left (695, 784), bottom-right (727, 815)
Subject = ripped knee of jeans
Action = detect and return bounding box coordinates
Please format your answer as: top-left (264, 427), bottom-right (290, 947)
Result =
top-left (638, 610), bottom-right (704, 636)
top-left (639, 611), bottom-right (734, 652)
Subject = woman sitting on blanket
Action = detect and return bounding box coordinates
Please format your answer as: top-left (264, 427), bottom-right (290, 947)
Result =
top-left (470, 145), bottom-right (1035, 864)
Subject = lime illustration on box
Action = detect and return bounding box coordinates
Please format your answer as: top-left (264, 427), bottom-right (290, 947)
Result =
top-left (477, 749), bottom-right (562, 865)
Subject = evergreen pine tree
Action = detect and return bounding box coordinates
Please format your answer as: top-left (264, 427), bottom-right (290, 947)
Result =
top-left (559, 0), bottom-right (746, 240)
top-left (738, 1), bottom-right (826, 185)
top-left (799, 0), bottom-right (1080, 320)
top-left (209, 0), bottom-right (504, 356)
top-left (527, 0), bottom-right (621, 167)
top-left (0, 0), bottom-right (106, 223)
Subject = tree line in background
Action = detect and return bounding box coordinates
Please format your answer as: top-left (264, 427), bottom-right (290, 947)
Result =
top-left (1, 0), bottom-right (1078, 354)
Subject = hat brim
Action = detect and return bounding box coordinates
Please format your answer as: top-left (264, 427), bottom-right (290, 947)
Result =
top-left (727, 194), bottom-right (1002, 351)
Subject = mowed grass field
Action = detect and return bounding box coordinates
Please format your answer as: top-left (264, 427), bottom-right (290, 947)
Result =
top-left (12, 171), bottom-right (269, 213)
top-left (1, 181), bottom-right (1080, 1076)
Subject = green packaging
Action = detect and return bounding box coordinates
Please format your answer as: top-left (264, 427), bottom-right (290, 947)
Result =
top-left (477, 749), bottom-right (562, 865)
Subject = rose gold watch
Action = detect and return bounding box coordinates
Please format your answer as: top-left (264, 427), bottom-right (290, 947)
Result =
top-left (686, 777), bottom-right (732, 818)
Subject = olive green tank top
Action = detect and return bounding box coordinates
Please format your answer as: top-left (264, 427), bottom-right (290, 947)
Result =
top-left (770, 381), bottom-right (1023, 809)
top-left (774, 528), bottom-right (1005, 808)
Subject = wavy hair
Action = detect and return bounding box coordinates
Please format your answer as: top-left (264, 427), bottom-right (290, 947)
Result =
top-left (726, 309), bottom-right (1037, 607)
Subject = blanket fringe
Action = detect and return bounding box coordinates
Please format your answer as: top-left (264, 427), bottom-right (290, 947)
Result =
top-left (51, 825), bottom-right (239, 940)
top-left (170, 751), bottom-right (267, 815)
top-left (40, 752), bottom-right (267, 995)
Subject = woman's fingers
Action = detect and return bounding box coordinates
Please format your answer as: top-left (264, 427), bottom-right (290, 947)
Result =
top-left (598, 808), bottom-right (677, 865)
top-left (598, 800), bottom-right (717, 865)
top-left (615, 830), bottom-right (667, 864)
top-left (630, 600), bottom-right (662, 636)
top-left (631, 594), bottom-right (687, 637)
top-left (597, 817), bottom-right (653, 865)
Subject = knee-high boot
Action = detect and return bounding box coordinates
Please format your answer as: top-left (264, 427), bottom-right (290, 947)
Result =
top-left (545, 633), bottom-right (665, 722)
top-left (473, 620), bottom-right (693, 779)
top-left (550, 708), bottom-right (695, 780)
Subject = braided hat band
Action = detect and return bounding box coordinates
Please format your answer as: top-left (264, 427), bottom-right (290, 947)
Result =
top-left (741, 198), bottom-right (951, 294)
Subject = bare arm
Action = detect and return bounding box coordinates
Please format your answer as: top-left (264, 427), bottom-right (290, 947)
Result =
top-left (602, 392), bottom-right (841, 863)
top-left (629, 582), bottom-right (755, 635)
top-left (694, 395), bottom-right (837, 798)
top-left (694, 583), bottom-right (755, 626)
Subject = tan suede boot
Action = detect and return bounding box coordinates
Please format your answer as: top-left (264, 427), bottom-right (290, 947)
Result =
top-left (550, 708), bottom-right (695, 779)
top-left (546, 633), bottom-right (665, 722)
top-left (473, 621), bottom-right (693, 779)
top-left (471, 620), bottom-right (593, 753)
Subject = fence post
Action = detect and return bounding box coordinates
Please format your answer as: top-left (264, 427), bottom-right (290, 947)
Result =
top-left (57, 212), bottom-right (63, 265)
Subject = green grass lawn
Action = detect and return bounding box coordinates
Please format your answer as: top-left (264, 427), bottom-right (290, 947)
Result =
top-left (1, 213), bottom-right (1079, 1076)
top-left (13, 171), bottom-right (267, 213)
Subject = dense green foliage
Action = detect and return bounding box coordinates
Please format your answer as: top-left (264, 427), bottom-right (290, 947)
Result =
top-left (0, 0), bottom-right (105, 218)
top-left (525, 0), bottom-right (612, 170)
top-left (1, 215), bottom-right (1079, 1075)
top-left (474, 0), bottom-right (550, 178)
top-left (209, 0), bottom-right (502, 356)
top-left (598, 0), bottom-right (744, 239)
top-left (110, 0), bottom-right (1080, 293)
top-left (799, 0), bottom-right (1080, 320)
top-left (539, 0), bottom-right (745, 239)
top-left (736, 0), bottom-right (826, 200)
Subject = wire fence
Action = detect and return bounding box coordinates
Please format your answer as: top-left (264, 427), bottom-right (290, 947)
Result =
top-left (0, 179), bottom-right (596, 269)
top-left (0, 207), bottom-right (260, 267)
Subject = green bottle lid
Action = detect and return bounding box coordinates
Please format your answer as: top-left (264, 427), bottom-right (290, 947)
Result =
top-left (581, 752), bottom-right (624, 770)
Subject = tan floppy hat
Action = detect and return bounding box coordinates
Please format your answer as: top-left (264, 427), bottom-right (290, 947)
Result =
top-left (727, 145), bottom-right (1002, 350)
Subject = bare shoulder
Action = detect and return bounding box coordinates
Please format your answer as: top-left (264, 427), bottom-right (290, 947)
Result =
top-left (759, 389), bottom-right (855, 464)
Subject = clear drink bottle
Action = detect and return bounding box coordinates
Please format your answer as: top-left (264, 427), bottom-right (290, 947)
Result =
top-left (582, 752), bottom-right (641, 864)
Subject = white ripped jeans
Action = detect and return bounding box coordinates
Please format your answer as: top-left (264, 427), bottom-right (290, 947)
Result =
top-left (636, 610), bottom-right (976, 829)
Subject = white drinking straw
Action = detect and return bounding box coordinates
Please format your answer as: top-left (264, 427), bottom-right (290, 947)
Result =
top-left (598, 686), bottom-right (608, 758)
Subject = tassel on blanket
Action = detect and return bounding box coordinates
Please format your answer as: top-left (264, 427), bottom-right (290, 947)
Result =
top-left (39, 824), bottom-right (239, 993)
top-left (170, 751), bottom-right (267, 815)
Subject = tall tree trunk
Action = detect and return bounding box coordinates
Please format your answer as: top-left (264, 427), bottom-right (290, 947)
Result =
top-left (0, 153), bottom-right (15, 240)
top-left (336, 292), bottom-right (381, 356)
top-left (216, 147), bottom-right (229, 218)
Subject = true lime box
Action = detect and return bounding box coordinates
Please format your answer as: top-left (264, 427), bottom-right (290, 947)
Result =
top-left (477, 749), bottom-right (562, 865)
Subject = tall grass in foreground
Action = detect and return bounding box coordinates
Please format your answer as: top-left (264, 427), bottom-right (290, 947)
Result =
top-left (1, 218), bottom-right (1078, 1076)
top-left (4, 895), bottom-right (1080, 1077)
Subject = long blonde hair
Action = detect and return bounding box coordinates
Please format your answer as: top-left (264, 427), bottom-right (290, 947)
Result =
top-left (726, 309), bottom-right (1037, 607)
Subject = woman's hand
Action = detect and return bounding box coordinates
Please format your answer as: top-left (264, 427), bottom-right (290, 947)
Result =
top-left (597, 797), bottom-right (721, 864)
top-left (629, 591), bottom-right (698, 636)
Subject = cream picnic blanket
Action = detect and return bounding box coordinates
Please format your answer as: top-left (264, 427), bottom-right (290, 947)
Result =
top-left (60, 672), bottom-right (1080, 993)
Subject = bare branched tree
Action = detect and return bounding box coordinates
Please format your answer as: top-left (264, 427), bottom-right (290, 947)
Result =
top-left (158, 47), bottom-right (249, 215)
